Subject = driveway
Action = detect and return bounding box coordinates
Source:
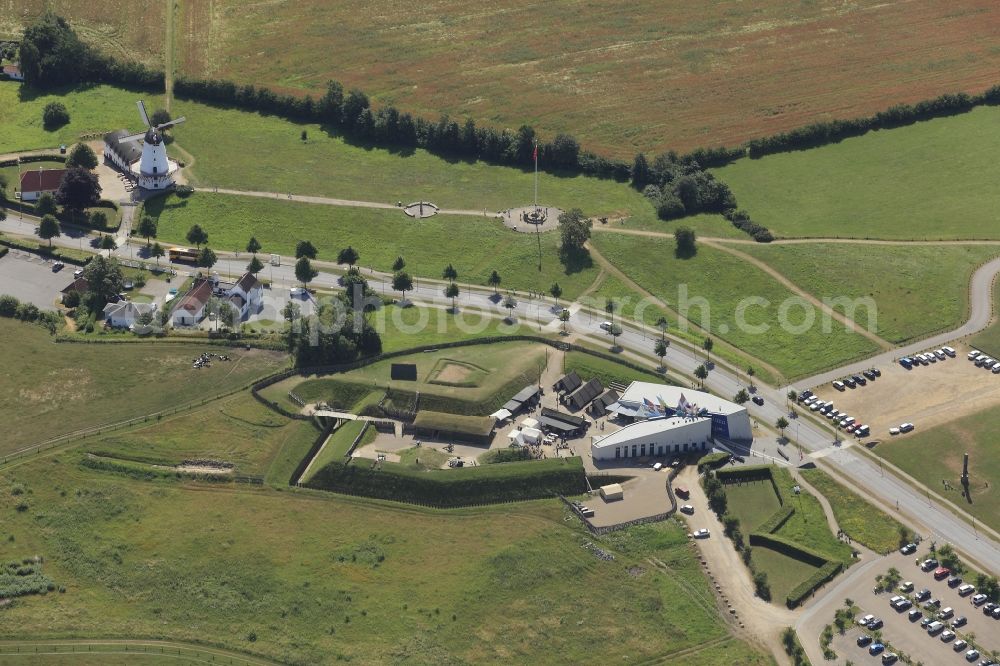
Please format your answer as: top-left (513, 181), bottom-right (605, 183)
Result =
top-left (0, 250), bottom-right (72, 310)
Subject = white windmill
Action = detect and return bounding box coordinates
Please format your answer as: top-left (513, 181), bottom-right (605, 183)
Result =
top-left (115, 101), bottom-right (186, 191)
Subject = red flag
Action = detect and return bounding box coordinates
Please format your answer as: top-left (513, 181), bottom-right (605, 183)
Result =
top-left (532, 144), bottom-right (538, 162)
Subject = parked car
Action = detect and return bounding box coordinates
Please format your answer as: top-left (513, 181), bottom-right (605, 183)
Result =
top-left (940, 630), bottom-right (956, 642)
top-left (889, 427), bottom-right (900, 435)
top-left (679, 504), bottom-right (694, 514)
top-left (964, 649), bottom-right (980, 662)
top-left (934, 566), bottom-right (951, 580)
top-left (872, 368), bottom-right (881, 376)
top-left (957, 583), bottom-right (974, 596)
top-left (981, 602), bottom-right (998, 615)
top-left (968, 350), bottom-right (981, 361)
top-left (833, 380), bottom-right (845, 391)
top-left (899, 358), bottom-right (913, 369)
top-left (51, 261), bottom-right (65, 272)
top-left (916, 587), bottom-right (932, 600)
top-left (948, 576), bottom-right (963, 588)
top-left (869, 642), bottom-right (885, 656)
top-left (857, 634), bottom-right (872, 647)
top-left (893, 598), bottom-right (912, 611)
top-left (935, 350), bottom-right (947, 360)
top-left (938, 606), bottom-right (954, 619)
top-left (943, 346), bottom-right (956, 357)
top-left (844, 377), bottom-right (856, 388)
top-left (858, 614), bottom-right (876, 627)
top-left (954, 640), bottom-right (968, 652)
top-left (952, 616), bottom-right (967, 628)
top-left (899, 422), bottom-right (915, 433)
top-left (925, 598), bottom-right (941, 609)
top-left (868, 617), bottom-right (884, 630)
top-left (882, 653), bottom-right (898, 665)
top-left (926, 620), bottom-right (945, 635)
top-left (899, 579), bottom-right (915, 590)
top-left (752, 395), bottom-right (764, 406)
top-left (691, 528), bottom-right (710, 539)
top-left (852, 374), bottom-right (866, 385)
top-left (971, 593), bottom-right (988, 605)
top-left (900, 544), bottom-right (917, 555)
top-left (855, 425), bottom-right (870, 437)
top-left (908, 609), bottom-right (922, 622)
top-left (599, 321), bottom-right (613, 331)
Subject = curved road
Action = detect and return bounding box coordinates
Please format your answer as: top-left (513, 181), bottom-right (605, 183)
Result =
top-left (1, 211), bottom-right (999, 574)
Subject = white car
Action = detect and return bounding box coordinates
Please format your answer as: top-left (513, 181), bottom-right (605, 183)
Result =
top-left (691, 528), bottom-right (710, 539)
top-left (943, 346), bottom-right (956, 357)
top-left (858, 613), bottom-right (875, 627)
top-left (652, 462), bottom-right (663, 471)
top-left (889, 427), bottom-right (900, 435)
top-left (599, 321), bottom-right (613, 331)
top-left (934, 350), bottom-right (946, 360)
top-left (968, 350), bottom-right (981, 361)
top-left (679, 504), bottom-right (694, 515)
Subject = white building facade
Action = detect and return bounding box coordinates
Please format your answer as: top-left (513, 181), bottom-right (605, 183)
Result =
top-left (591, 417), bottom-right (713, 461)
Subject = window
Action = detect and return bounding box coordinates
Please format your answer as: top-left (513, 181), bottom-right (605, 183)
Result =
top-left (615, 447), bottom-right (620, 459)
top-left (631, 445), bottom-right (637, 457)
top-left (153, 166), bottom-right (157, 174)
top-left (640, 444), bottom-right (646, 456)
top-left (658, 445), bottom-right (663, 456)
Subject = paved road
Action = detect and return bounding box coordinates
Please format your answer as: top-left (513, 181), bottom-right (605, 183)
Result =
top-left (2, 215), bottom-right (998, 574)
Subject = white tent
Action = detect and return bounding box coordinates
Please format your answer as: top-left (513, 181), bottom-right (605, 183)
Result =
top-left (490, 408), bottom-right (513, 422)
top-left (521, 417), bottom-right (540, 430)
top-left (507, 427), bottom-right (542, 446)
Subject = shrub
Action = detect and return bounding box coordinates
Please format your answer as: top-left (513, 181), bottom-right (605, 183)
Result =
top-left (42, 102), bottom-right (70, 129)
top-left (14, 302), bottom-right (40, 322)
top-left (0, 294), bottom-right (19, 317)
top-left (175, 184), bottom-right (194, 198)
top-left (753, 571), bottom-right (771, 601)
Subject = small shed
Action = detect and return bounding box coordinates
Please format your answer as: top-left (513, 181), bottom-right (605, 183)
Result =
top-left (553, 370), bottom-right (582, 394)
top-left (599, 483), bottom-right (624, 501)
top-left (489, 408), bottom-right (512, 423)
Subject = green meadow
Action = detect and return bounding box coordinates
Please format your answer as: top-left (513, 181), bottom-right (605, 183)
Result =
top-left (737, 242), bottom-right (1000, 343)
top-left (712, 106), bottom-right (1000, 240)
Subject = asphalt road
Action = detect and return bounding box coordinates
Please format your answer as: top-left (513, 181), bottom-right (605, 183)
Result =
top-left (2, 211), bottom-right (999, 574)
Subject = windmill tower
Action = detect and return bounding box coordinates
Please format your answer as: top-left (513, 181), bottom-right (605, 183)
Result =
top-left (115, 101), bottom-right (186, 191)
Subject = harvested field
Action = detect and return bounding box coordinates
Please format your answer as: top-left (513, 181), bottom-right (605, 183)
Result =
top-left (171, 0), bottom-right (1000, 156)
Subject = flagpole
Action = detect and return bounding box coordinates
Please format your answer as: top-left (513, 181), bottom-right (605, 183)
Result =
top-left (533, 140), bottom-right (538, 211)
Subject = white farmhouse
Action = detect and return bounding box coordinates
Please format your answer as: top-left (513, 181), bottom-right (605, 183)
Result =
top-left (103, 301), bottom-right (156, 329)
top-left (172, 278), bottom-right (213, 327)
top-left (226, 272), bottom-right (263, 320)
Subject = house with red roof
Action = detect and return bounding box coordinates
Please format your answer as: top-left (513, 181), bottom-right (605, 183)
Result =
top-left (19, 168), bottom-right (68, 201)
top-left (171, 278), bottom-right (213, 327)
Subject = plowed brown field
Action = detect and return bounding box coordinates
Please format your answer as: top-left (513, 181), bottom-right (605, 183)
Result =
top-left (173, 0), bottom-right (1000, 156)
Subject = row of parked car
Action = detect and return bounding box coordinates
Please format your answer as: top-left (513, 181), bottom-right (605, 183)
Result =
top-left (796, 391), bottom-right (871, 437)
top-left (968, 351), bottom-right (1000, 374)
top-left (899, 346), bottom-right (957, 369)
top-left (833, 368), bottom-right (881, 391)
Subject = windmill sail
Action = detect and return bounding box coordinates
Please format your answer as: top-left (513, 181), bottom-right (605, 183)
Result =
top-left (136, 100), bottom-right (150, 128)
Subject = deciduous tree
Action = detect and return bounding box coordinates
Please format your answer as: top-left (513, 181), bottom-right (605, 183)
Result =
top-left (37, 213), bottom-right (60, 247)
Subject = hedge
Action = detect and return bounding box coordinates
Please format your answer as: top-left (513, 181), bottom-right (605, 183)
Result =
top-left (786, 561), bottom-right (843, 609)
top-left (412, 410), bottom-right (493, 437)
top-left (0, 154), bottom-right (65, 168)
top-left (696, 451), bottom-right (731, 472)
top-left (716, 465), bottom-right (773, 484)
top-left (747, 532), bottom-right (830, 568)
top-left (0, 238), bottom-right (90, 266)
top-left (304, 457), bottom-right (587, 507)
top-left (756, 504), bottom-right (795, 535)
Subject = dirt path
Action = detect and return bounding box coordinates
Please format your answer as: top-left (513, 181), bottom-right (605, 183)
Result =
top-left (703, 239), bottom-right (893, 351)
top-left (677, 466), bottom-right (797, 665)
top-left (584, 240), bottom-right (786, 382)
top-left (203, 188), bottom-right (494, 217)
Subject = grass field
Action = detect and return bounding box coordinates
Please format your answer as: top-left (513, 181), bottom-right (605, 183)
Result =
top-left (738, 243), bottom-right (1000, 343)
top-left (720, 478), bottom-right (782, 533)
top-left (145, 192), bottom-right (602, 300)
top-left (562, 351), bottom-right (667, 389)
top-left (590, 233), bottom-right (881, 380)
top-left (0, 82), bottom-right (164, 153)
top-left (80, 394), bottom-right (318, 478)
top-left (0, 457), bottom-right (768, 665)
top-left (752, 547), bottom-right (821, 604)
top-left (0, 159), bottom-right (65, 196)
top-left (876, 405), bottom-right (1000, 534)
top-left (799, 467), bottom-right (906, 554)
top-left (969, 278), bottom-right (1000, 358)
top-left (170, 1), bottom-right (1000, 157)
top-left (768, 467), bottom-right (854, 566)
top-left (713, 107), bottom-right (1000, 240)
top-left (0, 318), bottom-right (288, 456)
top-left (167, 97), bottom-right (659, 222)
top-left (273, 343), bottom-right (546, 418)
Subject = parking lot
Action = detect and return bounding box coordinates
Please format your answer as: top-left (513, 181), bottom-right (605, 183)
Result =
top-left (828, 549), bottom-right (1000, 666)
top-left (808, 342), bottom-right (1000, 439)
top-left (0, 250), bottom-right (72, 311)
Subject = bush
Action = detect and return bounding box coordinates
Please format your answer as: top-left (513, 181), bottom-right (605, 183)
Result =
top-left (14, 302), bottom-right (40, 322)
top-left (0, 294), bottom-right (19, 317)
top-left (42, 102), bottom-right (70, 130)
top-left (753, 571), bottom-right (771, 601)
top-left (175, 184), bottom-right (194, 198)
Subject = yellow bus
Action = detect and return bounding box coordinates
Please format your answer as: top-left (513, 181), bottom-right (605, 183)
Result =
top-left (168, 247), bottom-right (200, 264)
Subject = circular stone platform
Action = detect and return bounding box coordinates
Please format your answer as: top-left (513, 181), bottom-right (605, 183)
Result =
top-left (403, 201), bottom-right (439, 218)
top-left (501, 205), bottom-right (563, 233)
